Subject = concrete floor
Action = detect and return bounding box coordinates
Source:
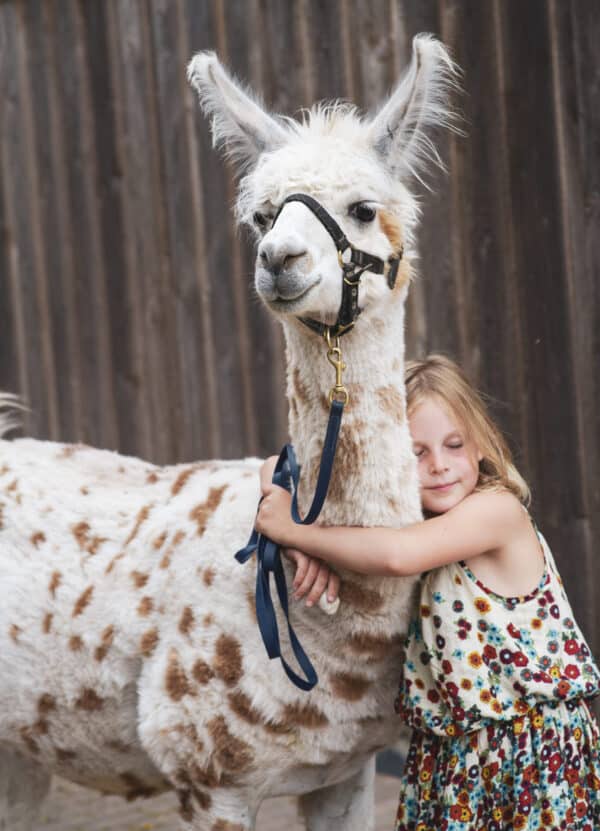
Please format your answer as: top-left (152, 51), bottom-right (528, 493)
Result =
top-left (38, 774), bottom-right (401, 831)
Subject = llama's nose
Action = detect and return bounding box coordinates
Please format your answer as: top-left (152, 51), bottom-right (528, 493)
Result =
top-left (258, 240), bottom-right (307, 276)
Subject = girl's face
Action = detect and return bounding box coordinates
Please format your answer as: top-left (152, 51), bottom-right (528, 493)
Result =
top-left (409, 396), bottom-right (482, 515)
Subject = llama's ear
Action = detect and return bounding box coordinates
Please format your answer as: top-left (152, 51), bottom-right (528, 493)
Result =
top-left (367, 34), bottom-right (460, 183)
top-left (187, 52), bottom-right (288, 170)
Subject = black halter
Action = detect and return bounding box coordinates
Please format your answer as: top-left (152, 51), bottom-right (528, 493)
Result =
top-left (271, 193), bottom-right (403, 338)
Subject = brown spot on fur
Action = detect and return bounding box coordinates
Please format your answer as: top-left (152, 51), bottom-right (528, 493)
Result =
top-left (281, 701), bottom-right (328, 729)
top-left (124, 504), bottom-right (151, 546)
top-left (6, 478), bottom-right (18, 493)
top-left (94, 625), bottom-right (115, 661)
top-left (330, 671), bottom-right (371, 701)
top-left (146, 471), bottom-right (159, 484)
top-left (33, 718), bottom-right (49, 735)
top-left (376, 385), bottom-right (405, 421)
top-left (0, 502), bottom-right (4, 529)
top-left (159, 529), bottom-right (185, 569)
top-left (72, 521), bottom-right (90, 550)
top-left (178, 789), bottom-right (195, 822)
top-left (347, 631), bottom-right (401, 662)
top-left (75, 688), bottom-right (104, 711)
top-left (192, 658), bottom-right (214, 685)
top-left (179, 606), bottom-right (195, 636)
top-left (9, 624), bottom-right (21, 642)
top-left (203, 613), bottom-right (214, 627)
top-left (138, 596), bottom-right (153, 616)
top-left (171, 465), bottom-right (199, 496)
top-left (31, 531), bottom-right (46, 548)
top-left (130, 570), bottom-right (149, 589)
top-left (313, 417), bottom-right (368, 504)
top-left (69, 635), bottom-right (83, 651)
top-left (207, 715), bottom-right (254, 772)
top-left (246, 591), bottom-right (257, 623)
top-left (20, 726), bottom-right (39, 754)
top-left (73, 585), bottom-right (94, 617)
top-left (42, 613), bottom-right (53, 634)
top-left (80, 486), bottom-right (89, 495)
top-left (213, 634), bottom-right (243, 686)
top-left (189, 485), bottom-right (228, 537)
top-left (190, 762), bottom-right (220, 788)
top-left (49, 571), bottom-right (62, 598)
top-left (338, 581), bottom-right (384, 613)
top-left (203, 567), bottom-right (215, 587)
top-left (140, 628), bottom-right (159, 657)
top-left (379, 210), bottom-right (404, 253)
top-left (38, 694), bottom-right (56, 715)
top-left (166, 649), bottom-right (190, 701)
top-left (292, 366), bottom-right (310, 406)
top-left (55, 747), bottom-right (77, 763)
top-left (193, 788), bottom-right (212, 810)
top-left (228, 691), bottom-right (261, 725)
top-left (105, 551), bottom-right (125, 574)
top-left (212, 821), bottom-right (246, 831)
top-left (153, 530), bottom-right (167, 550)
top-left (120, 772), bottom-right (158, 801)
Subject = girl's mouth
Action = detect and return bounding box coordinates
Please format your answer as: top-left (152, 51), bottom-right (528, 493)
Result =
top-left (430, 482), bottom-right (457, 492)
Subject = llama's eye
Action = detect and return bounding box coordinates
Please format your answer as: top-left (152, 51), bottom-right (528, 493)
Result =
top-left (349, 202), bottom-right (376, 223)
top-left (253, 211), bottom-right (271, 229)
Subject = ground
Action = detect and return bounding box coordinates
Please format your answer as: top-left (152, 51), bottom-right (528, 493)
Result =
top-left (38, 775), bottom-right (401, 830)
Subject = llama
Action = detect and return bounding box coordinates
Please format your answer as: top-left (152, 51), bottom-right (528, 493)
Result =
top-left (0, 35), bottom-right (457, 831)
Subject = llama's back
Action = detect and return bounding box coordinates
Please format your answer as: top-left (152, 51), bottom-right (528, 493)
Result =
top-left (0, 436), bottom-right (263, 793)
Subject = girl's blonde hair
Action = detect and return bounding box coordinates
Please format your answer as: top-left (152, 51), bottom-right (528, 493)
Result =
top-left (405, 354), bottom-right (531, 505)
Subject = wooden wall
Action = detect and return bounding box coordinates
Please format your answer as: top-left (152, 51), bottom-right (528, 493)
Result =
top-left (1, 1), bottom-right (598, 649)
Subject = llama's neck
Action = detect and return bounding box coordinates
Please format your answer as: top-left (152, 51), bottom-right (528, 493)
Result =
top-left (283, 289), bottom-right (422, 532)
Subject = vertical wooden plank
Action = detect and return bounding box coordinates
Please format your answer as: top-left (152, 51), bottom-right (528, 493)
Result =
top-left (49, 0), bottom-right (119, 449)
top-left (0, 3), bottom-right (45, 435)
top-left (149, 0), bottom-right (219, 461)
top-left (78, 0), bottom-right (148, 458)
top-left (19, 1), bottom-right (83, 441)
top-left (111, 0), bottom-right (183, 464)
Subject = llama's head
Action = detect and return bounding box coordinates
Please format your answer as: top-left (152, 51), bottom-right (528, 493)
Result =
top-left (188, 35), bottom-right (459, 330)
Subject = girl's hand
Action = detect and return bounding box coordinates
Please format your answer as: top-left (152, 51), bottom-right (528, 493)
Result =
top-left (284, 548), bottom-right (340, 606)
top-left (255, 483), bottom-right (297, 547)
top-left (259, 455), bottom-right (279, 494)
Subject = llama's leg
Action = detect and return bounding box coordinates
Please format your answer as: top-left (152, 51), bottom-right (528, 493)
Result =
top-left (175, 785), bottom-right (258, 831)
top-left (298, 756), bottom-right (376, 831)
top-left (0, 748), bottom-right (51, 831)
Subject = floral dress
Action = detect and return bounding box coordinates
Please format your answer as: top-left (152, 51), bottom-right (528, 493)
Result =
top-left (394, 524), bottom-right (600, 831)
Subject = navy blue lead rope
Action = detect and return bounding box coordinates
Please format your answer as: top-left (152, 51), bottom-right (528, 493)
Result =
top-left (235, 398), bottom-right (344, 691)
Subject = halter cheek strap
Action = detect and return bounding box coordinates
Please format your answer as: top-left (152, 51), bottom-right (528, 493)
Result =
top-left (272, 192), bottom-right (403, 338)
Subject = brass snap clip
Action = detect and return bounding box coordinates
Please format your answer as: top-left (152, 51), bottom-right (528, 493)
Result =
top-left (325, 328), bottom-right (349, 405)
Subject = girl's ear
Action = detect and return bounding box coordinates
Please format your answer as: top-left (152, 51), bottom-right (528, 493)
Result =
top-left (367, 34), bottom-right (461, 184)
top-left (187, 52), bottom-right (289, 172)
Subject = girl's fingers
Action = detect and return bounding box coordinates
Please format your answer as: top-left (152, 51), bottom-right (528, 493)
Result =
top-left (286, 549), bottom-right (309, 589)
top-left (327, 572), bottom-right (340, 602)
top-left (294, 558), bottom-right (319, 600)
top-left (305, 566), bottom-right (330, 607)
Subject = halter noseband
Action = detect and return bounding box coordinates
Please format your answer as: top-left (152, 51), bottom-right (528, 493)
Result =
top-left (271, 192), bottom-right (403, 339)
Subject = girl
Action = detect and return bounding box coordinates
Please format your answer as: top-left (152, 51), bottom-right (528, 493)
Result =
top-left (256, 354), bottom-right (600, 830)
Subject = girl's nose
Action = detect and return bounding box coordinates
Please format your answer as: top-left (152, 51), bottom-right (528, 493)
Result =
top-left (429, 451), bottom-right (449, 474)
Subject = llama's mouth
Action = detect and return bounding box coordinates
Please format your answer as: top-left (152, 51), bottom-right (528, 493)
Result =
top-left (266, 277), bottom-right (322, 313)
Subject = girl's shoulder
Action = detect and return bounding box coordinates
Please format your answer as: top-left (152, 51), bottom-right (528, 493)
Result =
top-left (453, 488), bottom-right (527, 530)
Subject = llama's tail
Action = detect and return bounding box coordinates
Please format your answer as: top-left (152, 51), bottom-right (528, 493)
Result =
top-left (0, 393), bottom-right (26, 439)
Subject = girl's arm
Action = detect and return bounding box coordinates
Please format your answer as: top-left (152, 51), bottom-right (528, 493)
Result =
top-left (255, 485), bottom-right (524, 577)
